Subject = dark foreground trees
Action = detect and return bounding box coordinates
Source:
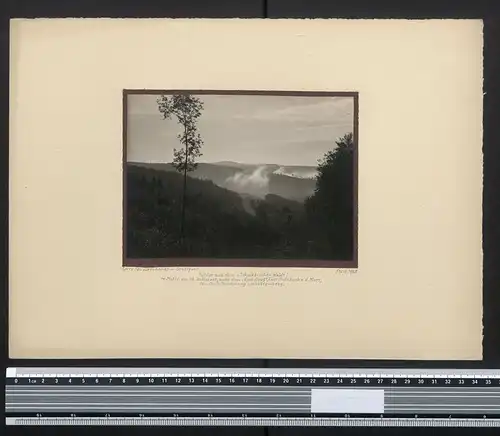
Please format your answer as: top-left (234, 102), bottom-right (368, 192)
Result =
top-left (305, 132), bottom-right (355, 259)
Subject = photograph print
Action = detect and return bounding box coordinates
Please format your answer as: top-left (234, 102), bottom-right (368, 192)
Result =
top-left (124, 91), bottom-right (358, 267)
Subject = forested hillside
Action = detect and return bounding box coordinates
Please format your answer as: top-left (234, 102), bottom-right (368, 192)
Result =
top-left (126, 165), bottom-right (311, 258)
top-left (129, 162), bottom-right (316, 201)
top-left (126, 133), bottom-right (355, 261)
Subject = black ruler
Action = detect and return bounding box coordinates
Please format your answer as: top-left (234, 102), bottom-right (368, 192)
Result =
top-left (6, 368), bottom-right (500, 427)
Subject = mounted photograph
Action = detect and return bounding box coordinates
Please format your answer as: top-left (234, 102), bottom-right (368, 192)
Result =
top-left (124, 91), bottom-right (358, 267)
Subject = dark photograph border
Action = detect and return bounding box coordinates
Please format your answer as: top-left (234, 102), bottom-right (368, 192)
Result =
top-left (122, 89), bottom-right (359, 268)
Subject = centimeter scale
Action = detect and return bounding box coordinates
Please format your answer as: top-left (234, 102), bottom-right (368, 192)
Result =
top-left (6, 367), bottom-right (500, 427)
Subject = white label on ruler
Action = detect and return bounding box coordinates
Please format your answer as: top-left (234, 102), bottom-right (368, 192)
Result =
top-left (311, 389), bottom-right (385, 414)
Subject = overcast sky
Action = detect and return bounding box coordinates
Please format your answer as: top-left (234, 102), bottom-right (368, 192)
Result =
top-left (127, 94), bottom-right (354, 167)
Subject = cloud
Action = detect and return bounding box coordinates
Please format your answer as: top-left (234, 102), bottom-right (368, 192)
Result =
top-left (222, 166), bottom-right (272, 198)
top-left (230, 97), bottom-right (353, 124)
top-left (273, 166), bottom-right (318, 179)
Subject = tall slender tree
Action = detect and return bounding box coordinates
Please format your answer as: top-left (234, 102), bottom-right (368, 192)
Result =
top-left (157, 94), bottom-right (204, 250)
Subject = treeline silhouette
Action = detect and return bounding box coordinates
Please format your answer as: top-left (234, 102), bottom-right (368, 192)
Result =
top-left (126, 133), bottom-right (355, 260)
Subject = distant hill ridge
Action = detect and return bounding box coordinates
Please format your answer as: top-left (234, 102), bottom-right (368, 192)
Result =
top-left (128, 161), bottom-right (317, 202)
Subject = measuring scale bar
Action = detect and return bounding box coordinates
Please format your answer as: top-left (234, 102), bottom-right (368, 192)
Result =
top-left (6, 368), bottom-right (500, 427)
